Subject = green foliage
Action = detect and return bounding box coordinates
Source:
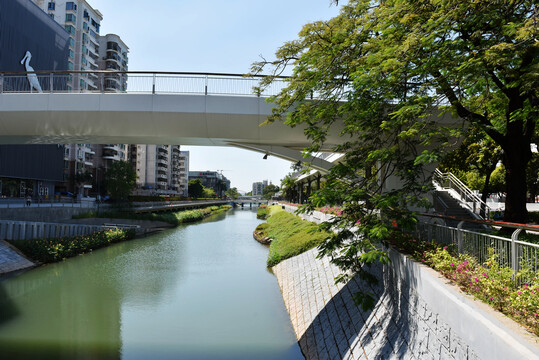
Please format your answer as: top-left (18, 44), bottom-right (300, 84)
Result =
top-left (9, 229), bottom-right (135, 263)
top-left (262, 184), bottom-right (280, 200)
top-left (253, 0), bottom-right (538, 308)
top-left (188, 179), bottom-right (204, 198)
top-left (203, 187), bottom-right (216, 198)
top-left (225, 187), bottom-right (240, 199)
top-left (256, 204), bottom-right (269, 219)
top-left (265, 210), bottom-right (331, 267)
top-left (424, 247), bottom-right (539, 336)
top-left (73, 205), bottom-right (232, 226)
top-left (105, 161), bottom-right (137, 201)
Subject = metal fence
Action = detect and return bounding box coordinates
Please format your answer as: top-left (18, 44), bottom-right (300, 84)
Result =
top-left (415, 219), bottom-right (539, 279)
top-left (0, 71), bottom-right (289, 97)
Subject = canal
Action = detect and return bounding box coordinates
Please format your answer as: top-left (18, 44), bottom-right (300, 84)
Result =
top-left (0, 209), bottom-right (303, 359)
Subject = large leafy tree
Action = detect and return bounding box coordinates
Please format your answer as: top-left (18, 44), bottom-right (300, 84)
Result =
top-left (188, 179), bottom-right (204, 199)
top-left (262, 184), bottom-right (280, 200)
top-left (105, 161), bottom-right (137, 202)
top-left (253, 0), bottom-right (537, 307)
top-left (225, 187), bottom-right (240, 199)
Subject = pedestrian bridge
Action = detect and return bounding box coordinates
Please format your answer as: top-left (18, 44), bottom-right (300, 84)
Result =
top-left (0, 71), bottom-right (347, 171)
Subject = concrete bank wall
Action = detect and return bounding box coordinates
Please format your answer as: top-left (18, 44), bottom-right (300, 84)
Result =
top-left (274, 205), bottom-right (539, 359)
top-left (0, 207), bottom-right (94, 222)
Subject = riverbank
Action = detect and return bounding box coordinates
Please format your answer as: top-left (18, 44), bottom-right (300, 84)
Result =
top-left (272, 205), bottom-right (539, 359)
top-left (0, 205), bottom-right (232, 276)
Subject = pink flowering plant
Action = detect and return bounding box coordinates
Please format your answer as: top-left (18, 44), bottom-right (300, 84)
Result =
top-left (423, 246), bottom-right (539, 336)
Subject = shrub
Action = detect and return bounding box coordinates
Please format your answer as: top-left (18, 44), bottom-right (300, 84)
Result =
top-left (395, 237), bottom-right (539, 336)
top-left (9, 228), bottom-right (135, 263)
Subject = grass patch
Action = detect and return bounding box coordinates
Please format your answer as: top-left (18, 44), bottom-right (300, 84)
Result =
top-left (256, 204), bottom-right (269, 219)
top-left (265, 208), bottom-right (330, 267)
top-left (9, 228), bottom-right (136, 264)
top-left (73, 205), bottom-right (232, 226)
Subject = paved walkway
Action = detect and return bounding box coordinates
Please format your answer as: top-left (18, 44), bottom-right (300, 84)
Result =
top-left (0, 240), bottom-right (34, 275)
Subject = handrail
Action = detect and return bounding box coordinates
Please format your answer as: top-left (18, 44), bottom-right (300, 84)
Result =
top-left (0, 70), bottom-right (289, 97)
top-left (433, 169), bottom-right (492, 219)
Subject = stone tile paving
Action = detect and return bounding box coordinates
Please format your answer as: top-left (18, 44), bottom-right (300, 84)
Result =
top-left (273, 248), bottom-right (475, 360)
top-left (0, 240), bottom-right (34, 274)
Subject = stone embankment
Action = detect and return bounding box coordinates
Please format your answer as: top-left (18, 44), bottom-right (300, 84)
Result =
top-left (272, 206), bottom-right (539, 360)
top-left (0, 241), bottom-right (34, 275)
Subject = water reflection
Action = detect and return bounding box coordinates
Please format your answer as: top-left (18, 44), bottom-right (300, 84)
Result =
top-left (0, 210), bottom-right (303, 359)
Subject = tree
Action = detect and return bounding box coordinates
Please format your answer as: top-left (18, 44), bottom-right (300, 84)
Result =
top-left (440, 126), bottom-right (503, 217)
top-left (188, 179), bottom-right (204, 198)
top-left (225, 187), bottom-right (240, 199)
top-left (105, 161), bottom-right (136, 202)
top-left (262, 184), bottom-right (280, 200)
top-left (253, 0), bottom-right (537, 308)
top-left (203, 187), bottom-right (216, 198)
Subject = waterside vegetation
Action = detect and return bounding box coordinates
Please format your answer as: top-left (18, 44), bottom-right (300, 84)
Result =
top-left (73, 205), bottom-right (232, 226)
top-left (11, 205), bottom-right (232, 264)
top-left (256, 206), bottom-right (331, 267)
top-left (9, 229), bottom-right (135, 264)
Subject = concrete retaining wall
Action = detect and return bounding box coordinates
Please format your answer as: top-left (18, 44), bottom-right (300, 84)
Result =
top-left (0, 220), bottom-right (107, 241)
top-left (0, 207), bottom-right (95, 222)
top-left (275, 204), bottom-right (539, 359)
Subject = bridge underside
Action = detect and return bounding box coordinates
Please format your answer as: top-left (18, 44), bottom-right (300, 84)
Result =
top-left (0, 93), bottom-right (346, 171)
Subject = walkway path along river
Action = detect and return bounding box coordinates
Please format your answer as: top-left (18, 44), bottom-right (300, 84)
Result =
top-left (0, 209), bottom-right (303, 359)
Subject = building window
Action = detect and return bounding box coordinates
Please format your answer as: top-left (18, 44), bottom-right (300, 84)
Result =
top-left (68, 49), bottom-right (74, 59)
top-left (83, 22), bottom-right (89, 32)
top-left (47, 2), bottom-right (55, 10)
top-left (69, 37), bottom-right (75, 47)
top-left (66, 2), bottom-right (77, 11)
top-left (68, 61), bottom-right (74, 70)
top-left (64, 25), bottom-right (75, 35)
top-left (91, 19), bottom-right (100, 33)
top-left (83, 10), bottom-right (89, 20)
top-left (65, 13), bottom-right (76, 23)
top-left (90, 30), bottom-right (97, 39)
top-left (48, 13), bottom-right (55, 19)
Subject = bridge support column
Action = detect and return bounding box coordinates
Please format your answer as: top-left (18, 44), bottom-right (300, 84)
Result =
top-left (317, 174), bottom-right (321, 190)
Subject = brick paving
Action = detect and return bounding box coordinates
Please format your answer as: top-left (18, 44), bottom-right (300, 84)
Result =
top-left (0, 240), bottom-right (34, 275)
top-left (273, 248), bottom-right (473, 360)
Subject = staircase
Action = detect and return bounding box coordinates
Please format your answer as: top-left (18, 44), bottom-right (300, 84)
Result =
top-left (432, 170), bottom-right (492, 231)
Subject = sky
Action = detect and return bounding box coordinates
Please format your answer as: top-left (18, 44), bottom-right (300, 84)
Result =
top-left (89, 0), bottom-right (344, 193)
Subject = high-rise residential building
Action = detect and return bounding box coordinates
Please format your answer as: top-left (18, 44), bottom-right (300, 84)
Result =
top-left (252, 180), bottom-right (269, 196)
top-left (98, 33), bottom-right (128, 91)
top-left (32, 0), bottom-right (130, 197)
top-left (33, 0), bottom-right (103, 91)
top-left (131, 145), bottom-right (189, 197)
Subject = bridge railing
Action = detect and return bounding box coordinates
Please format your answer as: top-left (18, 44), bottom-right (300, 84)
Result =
top-left (0, 71), bottom-right (289, 97)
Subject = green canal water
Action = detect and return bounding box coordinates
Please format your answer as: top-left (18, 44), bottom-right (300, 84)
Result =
top-left (0, 209), bottom-right (304, 359)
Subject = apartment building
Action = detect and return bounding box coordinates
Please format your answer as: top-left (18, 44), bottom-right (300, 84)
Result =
top-left (131, 145), bottom-right (189, 197)
top-left (98, 33), bottom-right (129, 91)
top-left (32, 0), bottom-right (130, 197)
top-left (252, 180), bottom-right (269, 196)
top-left (33, 0), bottom-right (102, 91)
